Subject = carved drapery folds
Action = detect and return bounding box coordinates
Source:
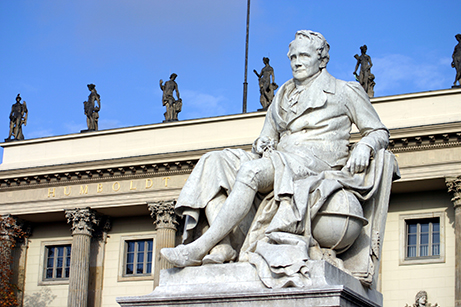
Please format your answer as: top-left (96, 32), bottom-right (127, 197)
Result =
top-left (65, 207), bottom-right (101, 236)
top-left (148, 200), bottom-right (178, 230)
top-left (447, 176), bottom-right (461, 208)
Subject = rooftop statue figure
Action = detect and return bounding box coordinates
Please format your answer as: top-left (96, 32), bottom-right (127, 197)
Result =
top-left (254, 57), bottom-right (278, 110)
top-left (405, 290), bottom-right (439, 307)
top-left (83, 84), bottom-right (101, 131)
top-left (162, 30), bottom-right (398, 288)
top-left (160, 73), bottom-right (182, 122)
top-left (5, 94), bottom-right (28, 141)
top-left (452, 34), bottom-right (461, 87)
top-left (353, 45), bottom-right (375, 98)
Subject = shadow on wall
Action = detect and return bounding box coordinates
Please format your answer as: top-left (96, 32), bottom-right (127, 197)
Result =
top-left (23, 287), bottom-right (57, 307)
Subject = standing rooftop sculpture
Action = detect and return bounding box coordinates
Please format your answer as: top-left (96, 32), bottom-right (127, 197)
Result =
top-left (160, 73), bottom-right (182, 122)
top-left (353, 45), bottom-right (375, 98)
top-left (83, 84), bottom-right (101, 132)
top-left (253, 57), bottom-right (278, 111)
top-left (5, 94), bottom-right (28, 142)
top-left (452, 34), bottom-right (461, 88)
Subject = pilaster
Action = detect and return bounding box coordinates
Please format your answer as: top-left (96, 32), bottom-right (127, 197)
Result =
top-left (65, 208), bottom-right (100, 307)
top-left (148, 200), bottom-right (178, 288)
top-left (446, 176), bottom-right (461, 307)
top-left (89, 216), bottom-right (111, 307)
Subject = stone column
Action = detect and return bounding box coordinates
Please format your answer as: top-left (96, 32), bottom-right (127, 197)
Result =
top-left (65, 208), bottom-right (100, 307)
top-left (447, 176), bottom-right (461, 307)
top-left (148, 200), bottom-right (178, 288)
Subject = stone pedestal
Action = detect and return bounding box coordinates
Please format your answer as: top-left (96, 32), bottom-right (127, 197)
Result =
top-left (117, 261), bottom-right (382, 307)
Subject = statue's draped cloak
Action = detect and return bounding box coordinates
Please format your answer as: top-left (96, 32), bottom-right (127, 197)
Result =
top-left (175, 69), bottom-right (390, 287)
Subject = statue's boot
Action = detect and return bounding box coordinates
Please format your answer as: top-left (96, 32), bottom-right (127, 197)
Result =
top-left (160, 244), bottom-right (202, 267)
top-left (202, 242), bottom-right (237, 265)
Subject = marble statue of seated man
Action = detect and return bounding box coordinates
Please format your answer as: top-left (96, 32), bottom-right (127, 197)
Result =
top-left (162, 30), bottom-right (392, 286)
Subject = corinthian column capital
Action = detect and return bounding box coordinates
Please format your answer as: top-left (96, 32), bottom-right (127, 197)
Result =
top-left (65, 208), bottom-right (100, 236)
top-left (148, 200), bottom-right (178, 230)
top-left (446, 176), bottom-right (461, 208)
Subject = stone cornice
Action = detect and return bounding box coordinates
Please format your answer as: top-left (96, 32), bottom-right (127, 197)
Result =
top-left (0, 158), bottom-right (199, 190)
top-left (370, 86), bottom-right (461, 104)
top-left (0, 131), bottom-right (459, 191)
top-left (387, 131), bottom-right (461, 153)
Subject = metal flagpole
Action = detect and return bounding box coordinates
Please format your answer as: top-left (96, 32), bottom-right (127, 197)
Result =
top-left (242, 0), bottom-right (250, 113)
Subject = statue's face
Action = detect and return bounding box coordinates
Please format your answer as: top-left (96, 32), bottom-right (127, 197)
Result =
top-left (418, 296), bottom-right (427, 306)
top-left (288, 38), bottom-right (321, 84)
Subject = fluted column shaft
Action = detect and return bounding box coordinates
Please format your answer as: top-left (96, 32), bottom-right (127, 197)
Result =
top-left (65, 208), bottom-right (100, 307)
top-left (68, 233), bottom-right (91, 307)
top-left (447, 176), bottom-right (461, 307)
top-left (148, 200), bottom-right (178, 288)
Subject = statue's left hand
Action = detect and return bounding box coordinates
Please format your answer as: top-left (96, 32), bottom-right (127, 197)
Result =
top-left (345, 144), bottom-right (371, 174)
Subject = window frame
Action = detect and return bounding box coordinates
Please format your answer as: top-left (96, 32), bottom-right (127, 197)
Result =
top-left (118, 234), bottom-right (156, 282)
top-left (399, 211), bottom-right (445, 265)
top-left (38, 240), bottom-right (72, 285)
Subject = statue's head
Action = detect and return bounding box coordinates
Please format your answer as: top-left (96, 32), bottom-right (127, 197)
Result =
top-left (170, 73), bottom-right (177, 80)
top-left (87, 84), bottom-right (96, 91)
top-left (263, 57), bottom-right (270, 65)
top-left (415, 291), bottom-right (427, 306)
top-left (16, 94), bottom-right (21, 102)
top-left (288, 30), bottom-right (330, 83)
top-left (360, 45), bottom-right (368, 54)
top-left (456, 34), bottom-right (461, 42)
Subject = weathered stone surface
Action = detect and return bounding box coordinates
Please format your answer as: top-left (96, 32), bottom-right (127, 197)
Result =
top-left (83, 84), bottom-right (101, 132)
top-left (254, 57), bottom-right (278, 110)
top-left (353, 45), bottom-right (375, 98)
top-left (160, 30), bottom-right (397, 293)
top-left (5, 94), bottom-right (28, 141)
top-left (117, 261), bottom-right (382, 307)
top-left (160, 74), bottom-right (182, 122)
top-left (452, 34), bottom-right (461, 87)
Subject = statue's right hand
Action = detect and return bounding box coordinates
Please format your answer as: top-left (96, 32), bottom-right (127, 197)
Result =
top-left (159, 79), bottom-right (163, 84)
top-left (253, 136), bottom-right (274, 155)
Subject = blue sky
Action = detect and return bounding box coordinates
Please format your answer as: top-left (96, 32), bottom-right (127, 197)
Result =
top-left (0, 0), bottom-right (459, 151)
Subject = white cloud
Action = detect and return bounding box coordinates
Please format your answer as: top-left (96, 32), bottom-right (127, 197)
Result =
top-left (98, 119), bottom-right (122, 130)
top-left (372, 54), bottom-right (450, 95)
top-left (63, 121), bottom-right (85, 135)
top-left (180, 90), bottom-right (230, 120)
top-left (27, 129), bottom-right (54, 139)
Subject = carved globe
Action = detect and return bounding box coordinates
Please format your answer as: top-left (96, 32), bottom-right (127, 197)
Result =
top-left (311, 189), bottom-right (368, 254)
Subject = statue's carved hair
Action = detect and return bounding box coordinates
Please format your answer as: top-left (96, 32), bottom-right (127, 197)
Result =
top-left (415, 290), bottom-right (427, 303)
top-left (288, 30), bottom-right (330, 69)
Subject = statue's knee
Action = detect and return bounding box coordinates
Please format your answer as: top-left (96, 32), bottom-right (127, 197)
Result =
top-left (202, 150), bottom-right (224, 162)
top-left (236, 162), bottom-right (261, 190)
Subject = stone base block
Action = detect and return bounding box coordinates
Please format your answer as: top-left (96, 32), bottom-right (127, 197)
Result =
top-left (117, 261), bottom-right (382, 307)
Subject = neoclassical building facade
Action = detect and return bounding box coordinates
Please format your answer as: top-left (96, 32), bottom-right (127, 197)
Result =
top-left (1, 87), bottom-right (461, 307)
